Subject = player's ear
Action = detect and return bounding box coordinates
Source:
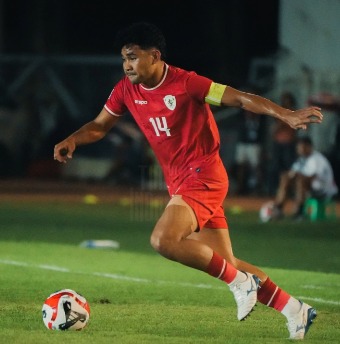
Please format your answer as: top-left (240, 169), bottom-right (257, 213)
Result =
top-left (150, 49), bottom-right (161, 63)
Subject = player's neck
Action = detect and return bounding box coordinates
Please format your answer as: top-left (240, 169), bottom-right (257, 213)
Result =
top-left (141, 62), bottom-right (166, 89)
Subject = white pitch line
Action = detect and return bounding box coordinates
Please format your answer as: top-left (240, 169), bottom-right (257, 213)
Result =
top-left (0, 259), bottom-right (339, 306)
top-left (301, 284), bottom-right (324, 290)
top-left (38, 264), bottom-right (70, 272)
top-left (93, 272), bottom-right (149, 283)
top-left (94, 272), bottom-right (225, 290)
top-left (0, 258), bottom-right (224, 290)
top-left (0, 259), bottom-right (29, 266)
top-left (296, 296), bottom-right (340, 306)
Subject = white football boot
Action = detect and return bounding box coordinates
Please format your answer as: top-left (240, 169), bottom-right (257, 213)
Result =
top-left (229, 272), bottom-right (259, 320)
top-left (286, 301), bottom-right (317, 340)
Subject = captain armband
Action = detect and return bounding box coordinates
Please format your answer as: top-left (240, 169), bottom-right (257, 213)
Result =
top-left (205, 82), bottom-right (227, 106)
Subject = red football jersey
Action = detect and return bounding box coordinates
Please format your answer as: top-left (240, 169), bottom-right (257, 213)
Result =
top-left (104, 64), bottom-right (226, 194)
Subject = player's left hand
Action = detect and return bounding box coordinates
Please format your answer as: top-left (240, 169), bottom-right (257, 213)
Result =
top-left (283, 106), bottom-right (323, 130)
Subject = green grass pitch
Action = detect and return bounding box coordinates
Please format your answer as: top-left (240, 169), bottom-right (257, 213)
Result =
top-left (0, 197), bottom-right (339, 343)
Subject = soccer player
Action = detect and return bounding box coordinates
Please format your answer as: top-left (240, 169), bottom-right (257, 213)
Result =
top-left (54, 22), bottom-right (321, 339)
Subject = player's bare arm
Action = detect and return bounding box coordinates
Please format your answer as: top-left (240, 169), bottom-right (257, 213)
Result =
top-left (54, 108), bottom-right (119, 163)
top-left (221, 86), bottom-right (323, 130)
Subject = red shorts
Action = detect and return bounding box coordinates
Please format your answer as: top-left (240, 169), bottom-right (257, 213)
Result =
top-left (170, 158), bottom-right (229, 230)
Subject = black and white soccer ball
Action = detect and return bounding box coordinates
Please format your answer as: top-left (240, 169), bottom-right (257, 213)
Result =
top-left (42, 289), bottom-right (90, 330)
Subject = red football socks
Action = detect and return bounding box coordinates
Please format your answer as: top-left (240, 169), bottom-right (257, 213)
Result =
top-left (207, 253), bottom-right (293, 314)
top-left (206, 251), bottom-right (238, 284)
top-left (257, 277), bottom-right (290, 311)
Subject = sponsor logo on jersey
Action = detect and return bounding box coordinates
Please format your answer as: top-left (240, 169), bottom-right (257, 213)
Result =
top-left (163, 95), bottom-right (176, 110)
top-left (135, 100), bottom-right (148, 105)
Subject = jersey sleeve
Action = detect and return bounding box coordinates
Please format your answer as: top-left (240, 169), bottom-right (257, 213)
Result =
top-left (186, 72), bottom-right (226, 106)
top-left (185, 73), bottom-right (213, 103)
top-left (104, 79), bottom-right (128, 116)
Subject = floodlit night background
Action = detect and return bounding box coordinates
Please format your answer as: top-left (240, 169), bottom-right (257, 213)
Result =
top-left (0, 0), bottom-right (339, 196)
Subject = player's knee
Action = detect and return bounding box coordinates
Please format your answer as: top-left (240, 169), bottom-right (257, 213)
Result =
top-left (150, 230), bottom-right (177, 260)
top-left (150, 231), bottom-right (160, 251)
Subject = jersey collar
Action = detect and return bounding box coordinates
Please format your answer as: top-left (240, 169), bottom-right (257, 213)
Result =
top-left (140, 64), bottom-right (169, 91)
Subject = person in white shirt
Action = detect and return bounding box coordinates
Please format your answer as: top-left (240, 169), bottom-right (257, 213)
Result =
top-left (273, 136), bottom-right (338, 218)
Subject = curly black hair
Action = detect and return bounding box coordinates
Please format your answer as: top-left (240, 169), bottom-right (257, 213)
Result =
top-left (115, 22), bottom-right (167, 59)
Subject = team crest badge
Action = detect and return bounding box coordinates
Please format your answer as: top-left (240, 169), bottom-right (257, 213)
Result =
top-left (163, 95), bottom-right (176, 110)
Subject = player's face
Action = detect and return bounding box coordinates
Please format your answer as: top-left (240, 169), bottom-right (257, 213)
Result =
top-left (121, 45), bottom-right (157, 86)
top-left (296, 142), bottom-right (312, 157)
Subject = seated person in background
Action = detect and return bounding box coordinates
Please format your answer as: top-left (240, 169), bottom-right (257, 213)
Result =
top-left (273, 136), bottom-right (338, 219)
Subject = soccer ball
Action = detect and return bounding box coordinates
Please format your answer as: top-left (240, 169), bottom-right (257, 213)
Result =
top-left (259, 201), bottom-right (275, 223)
top-left (42, 289), bottom-right (90, 330)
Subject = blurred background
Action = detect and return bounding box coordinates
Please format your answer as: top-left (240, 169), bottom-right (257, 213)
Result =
top-left (0, 0), bottom-right (339, 197)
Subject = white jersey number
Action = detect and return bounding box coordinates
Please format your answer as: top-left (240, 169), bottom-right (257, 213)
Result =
top-left (149, 117), bottom-right (171, 137)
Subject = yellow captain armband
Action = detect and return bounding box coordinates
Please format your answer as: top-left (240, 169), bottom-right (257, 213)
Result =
top-left (205, 82), bottom-right (227, 106)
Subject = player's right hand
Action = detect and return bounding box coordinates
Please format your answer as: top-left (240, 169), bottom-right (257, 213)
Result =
top-left (54, 139), bottom-right (76, 163)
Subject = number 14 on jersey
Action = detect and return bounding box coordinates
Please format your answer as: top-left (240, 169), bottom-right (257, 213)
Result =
top-left (149, 117), bottom-right (171, 137)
